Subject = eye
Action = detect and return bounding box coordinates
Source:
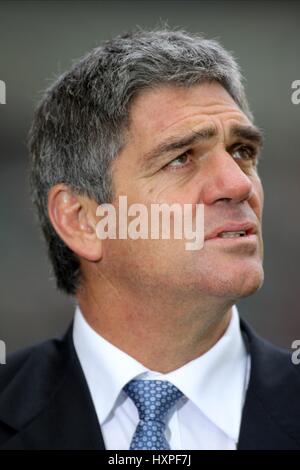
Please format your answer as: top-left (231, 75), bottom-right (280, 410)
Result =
top-left (232, 145), bottom-right (258, 163)
top-left (163, 151), bottom-right (191, 170)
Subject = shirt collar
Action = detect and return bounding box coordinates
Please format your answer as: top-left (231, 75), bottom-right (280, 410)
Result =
top-left (73, 307), bottom-right (148, 425)
top-left (159, 306), bottom-right (249, 441)
top-left (73, 304), bottom-right (248, 442)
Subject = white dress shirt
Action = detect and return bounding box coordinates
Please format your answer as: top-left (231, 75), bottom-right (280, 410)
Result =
top-left (73, 305), bottom-right (250, 450)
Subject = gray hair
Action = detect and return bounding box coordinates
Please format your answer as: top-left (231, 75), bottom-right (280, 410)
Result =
top-left (28, 28), bottom-right (252, 295)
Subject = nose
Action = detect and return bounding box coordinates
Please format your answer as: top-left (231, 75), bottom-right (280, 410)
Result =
top-left (201, 150), bottom-right (254, 205)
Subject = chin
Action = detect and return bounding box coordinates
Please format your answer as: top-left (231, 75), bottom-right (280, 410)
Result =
top-left (198, 260), bottom-right (265, 300)
top-left (225, 263), bottom-right (264, 299)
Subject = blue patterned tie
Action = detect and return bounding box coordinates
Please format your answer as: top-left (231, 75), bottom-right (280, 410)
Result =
top-left (123, 379), bottom-right (183, 450)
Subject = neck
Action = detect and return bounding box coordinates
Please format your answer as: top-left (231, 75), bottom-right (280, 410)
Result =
top-left (76, 279), bottom-right (233, 373)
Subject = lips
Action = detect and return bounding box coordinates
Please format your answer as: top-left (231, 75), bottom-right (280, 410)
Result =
top-left (205, 221), bottom-right (257, 241)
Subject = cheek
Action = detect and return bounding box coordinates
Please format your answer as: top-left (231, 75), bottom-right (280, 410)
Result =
top-left (259, 181), bottom-right (264, 208)
top-left (251, 175), bottom-right (264, 218)
top-left (144, 170), bottom-right (199, 204)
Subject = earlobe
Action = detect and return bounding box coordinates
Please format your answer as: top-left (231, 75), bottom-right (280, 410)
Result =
top-left (47, 184), bottom-right (103, 262)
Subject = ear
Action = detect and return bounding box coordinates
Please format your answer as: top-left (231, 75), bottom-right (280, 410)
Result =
top-left (47, 184), bottom-right (102, 261)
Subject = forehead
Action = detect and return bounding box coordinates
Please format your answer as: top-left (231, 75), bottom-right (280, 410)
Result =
top-left (128, 81), bottom-right (251, 140)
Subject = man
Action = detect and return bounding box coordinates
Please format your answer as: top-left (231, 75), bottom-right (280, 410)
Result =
top-left (0, 29), bottom-right (299, 450)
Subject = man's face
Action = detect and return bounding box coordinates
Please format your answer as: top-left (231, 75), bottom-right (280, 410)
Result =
top-left (102, 82), bottom-right (264, 303)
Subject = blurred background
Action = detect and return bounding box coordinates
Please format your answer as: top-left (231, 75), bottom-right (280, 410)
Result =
top-left (0, 0), bottom-right (299, 353)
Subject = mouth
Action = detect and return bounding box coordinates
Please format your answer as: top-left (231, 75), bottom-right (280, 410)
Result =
top-left (217, 229), bottom-right (251, 239)
top-left (205, 222), bottom-right (258, 242)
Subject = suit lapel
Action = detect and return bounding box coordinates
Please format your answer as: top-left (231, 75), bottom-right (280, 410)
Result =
top-left (238, 319), bottom-right (300, 450)
top-left (0, 326), bottom-right (106, 450)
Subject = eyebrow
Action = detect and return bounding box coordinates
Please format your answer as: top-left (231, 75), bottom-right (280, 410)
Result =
top-left (141, 124), bottom-right (264, 170)
top-left (142, 127), bottom-right (217, 170)
top-left (230, 124), bottom-right (264, 147)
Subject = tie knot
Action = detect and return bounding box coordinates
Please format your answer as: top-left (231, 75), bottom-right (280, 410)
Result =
top-left (123, 379), bottom-right (183, 423)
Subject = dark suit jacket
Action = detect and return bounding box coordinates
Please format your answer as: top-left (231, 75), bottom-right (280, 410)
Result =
top-left (0, 318), bottom-right (300, 450)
